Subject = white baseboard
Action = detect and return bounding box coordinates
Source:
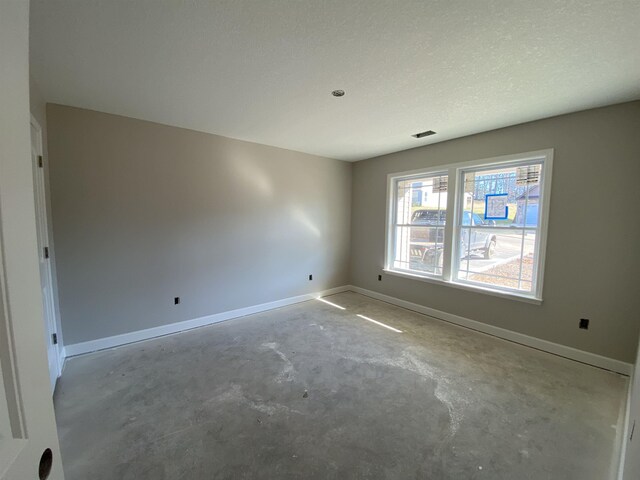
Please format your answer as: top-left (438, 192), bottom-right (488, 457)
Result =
top-left (63, 283), bottom-right (632, 376)
top-left (348, 285), bottom-right (633, 376)
top-left (58, 347), bottom-right (65, 374)
top-left (64, 285), bottom-right (351, 357)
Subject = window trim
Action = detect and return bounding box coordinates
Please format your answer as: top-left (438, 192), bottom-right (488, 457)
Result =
top-left (387, 170), bottom-right (449, 280)
top-left (385, 149), bottom-right (553, 303)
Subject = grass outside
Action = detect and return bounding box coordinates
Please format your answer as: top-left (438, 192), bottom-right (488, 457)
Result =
top-left (469, 254), bottom-right (533, 290)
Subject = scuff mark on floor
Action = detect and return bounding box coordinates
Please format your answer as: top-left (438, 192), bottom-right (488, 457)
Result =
top-left (208, 384), bottom-right (303, 416)
top-left (342, 348), bottom-right (470, 437)
top-left (262, 342), bottom-right (296, 383)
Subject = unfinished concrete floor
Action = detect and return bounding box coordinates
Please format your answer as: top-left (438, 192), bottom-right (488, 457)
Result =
top-left (54, 292), bottom-right (627, 479)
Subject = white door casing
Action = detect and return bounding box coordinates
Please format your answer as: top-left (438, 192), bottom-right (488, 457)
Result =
top-left (30, 116), bottom-right (61, 393)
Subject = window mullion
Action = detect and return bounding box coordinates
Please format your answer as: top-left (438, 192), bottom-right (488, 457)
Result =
top-left (441, 167), bottom-right (457, 281)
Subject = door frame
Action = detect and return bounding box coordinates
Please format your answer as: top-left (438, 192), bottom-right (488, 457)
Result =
top-left (29, 114), bottom-right (63, 391)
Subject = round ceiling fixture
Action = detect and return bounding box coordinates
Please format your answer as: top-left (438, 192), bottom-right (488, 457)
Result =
top-left (331, 89), bottom-right (345, 97)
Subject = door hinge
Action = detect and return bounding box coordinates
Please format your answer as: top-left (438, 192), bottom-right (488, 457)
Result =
top-left (52, 333), bottom-right (58, 345)
top-left (38, 155), bottom-right (43, 168)
top-left (44, 246), bottom-right (49, 259)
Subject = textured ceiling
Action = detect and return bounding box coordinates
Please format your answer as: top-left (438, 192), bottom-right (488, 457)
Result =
top-left (30, 0), bottom-right (640, 161)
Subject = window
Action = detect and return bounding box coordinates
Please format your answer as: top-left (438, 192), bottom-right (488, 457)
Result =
top-left (389, 172), bottom-right (448, 276)
top-left (386, 150), bottom-right (552, 302)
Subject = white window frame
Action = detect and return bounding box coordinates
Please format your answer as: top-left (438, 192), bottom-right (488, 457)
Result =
top-left (384, 149), bottom-right (553, 304)
top-left (386, 170), bottom-right (449, 279)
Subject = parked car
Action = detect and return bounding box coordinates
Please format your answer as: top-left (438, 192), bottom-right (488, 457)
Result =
top-left (410, 209), bottom-right (446, 243)
top-left (409, 209), bottom-right (497, 271)
top-left (460, 211), bottom-right (497, 259)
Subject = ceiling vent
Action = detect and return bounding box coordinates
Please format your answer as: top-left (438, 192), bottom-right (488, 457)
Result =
top-left (412, 130), bottom-right (436, 139)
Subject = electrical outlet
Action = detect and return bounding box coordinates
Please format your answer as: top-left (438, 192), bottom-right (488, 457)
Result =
top-left (308, 274), bottom-right (313, 281)
top-left (174, 297), bottom-right (180, 305)
top-left (378, 274), bottom-right (382, 281)
top-left (579, 318), bottom-right (589, 330)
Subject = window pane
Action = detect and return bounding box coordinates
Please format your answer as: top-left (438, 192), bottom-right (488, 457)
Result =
top-left (462, 164), bottom-right (542, 228)
top-left (456, 161), bottom-right (543, 295)
top-left (410, 226), bottom-right (445, 274)
top-left (393, 174), bottom-right (447, 277)
top-left (391, 226), bottom-right (446, 274)
top-left (457, 227), bottom-right (537, 293)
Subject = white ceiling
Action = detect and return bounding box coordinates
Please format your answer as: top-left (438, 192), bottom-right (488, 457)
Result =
top-left (30, 1), bottom-right (640, 161)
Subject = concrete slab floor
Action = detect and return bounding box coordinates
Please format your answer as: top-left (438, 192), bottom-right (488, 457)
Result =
top-left (54, 292), bottom-right (628, 479)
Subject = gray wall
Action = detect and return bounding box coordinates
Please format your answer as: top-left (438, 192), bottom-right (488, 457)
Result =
top-left (350, 101), bottom-right (640, 363)
top-left (47, 105), bottom-right (351, 345)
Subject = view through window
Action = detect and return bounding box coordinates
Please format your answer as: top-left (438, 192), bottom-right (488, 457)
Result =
top-left (455, 162), bottom-right (543, 294)
top-left (391, 173), bottom-right (448, 275)
top-left (387, 152), bottom-right (551, 300)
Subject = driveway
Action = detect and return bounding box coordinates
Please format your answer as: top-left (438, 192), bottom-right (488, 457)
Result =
top-left (460, 231), bottom-right (535, 274)
top-left (410, 230), bottom-right (535, 274)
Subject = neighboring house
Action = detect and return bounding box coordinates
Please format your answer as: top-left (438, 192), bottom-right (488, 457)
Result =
top-left (513, 184), bottom-right (540, 227)
top-left (411, 181), bottom-right (443, 208)
top-left (410, 181), bottom-right (472, 210)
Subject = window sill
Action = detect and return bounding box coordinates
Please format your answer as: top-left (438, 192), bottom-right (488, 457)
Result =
top-left (382, 268), bottom-right (543, 305)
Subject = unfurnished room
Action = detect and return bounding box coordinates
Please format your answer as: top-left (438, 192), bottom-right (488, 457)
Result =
top-left (1, 1), bottom-right (640, 479)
